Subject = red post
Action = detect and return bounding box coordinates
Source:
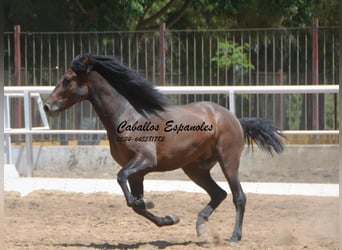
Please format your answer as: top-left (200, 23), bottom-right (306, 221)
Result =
top-left (14, 25), bottom-right (22, 143)
top-left (14, 25), bottom-right (21, 86)
top-left (159, 23), bottom-right (166, 85)
top-left (312, 19), bottom-right (319, 143)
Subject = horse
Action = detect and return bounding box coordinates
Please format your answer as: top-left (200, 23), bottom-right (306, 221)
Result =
top-left (44, 54), bottom-right (284, 243)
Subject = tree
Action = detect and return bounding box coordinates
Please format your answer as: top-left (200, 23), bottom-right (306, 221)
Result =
top-left (211, 41), bottom-right (255, 71)
top-left (311, 0), bottom-right (339, 26)
top-left (232, 0), bottom-right (314, 28)
top-left (6, 0), bottom-right (338, 32)
top-left (134, 0), bottom-right (194, 30)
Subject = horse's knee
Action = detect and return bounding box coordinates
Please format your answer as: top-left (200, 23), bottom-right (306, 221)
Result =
top-left (129, 198), bottom-right (155, 210)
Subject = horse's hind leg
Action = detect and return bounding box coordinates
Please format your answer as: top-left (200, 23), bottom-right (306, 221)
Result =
top-left (217, 148), bottom-right (246, 243)
top-left (182, 165), bottom-right (227, 236)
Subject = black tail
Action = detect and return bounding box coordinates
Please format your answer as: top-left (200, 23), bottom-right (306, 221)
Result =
top-left (239, 118), bottom-right (285, 155)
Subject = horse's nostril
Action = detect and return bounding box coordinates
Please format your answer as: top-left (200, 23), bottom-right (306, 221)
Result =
top-left (43, 104), bottom-right (50, 112)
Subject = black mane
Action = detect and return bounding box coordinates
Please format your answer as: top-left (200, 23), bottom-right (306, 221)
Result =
top-left (71, 54), bottom-right (168, 117)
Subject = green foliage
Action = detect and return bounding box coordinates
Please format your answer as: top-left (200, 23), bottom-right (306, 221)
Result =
top-left (311, 0), bottom-right (339, 26)
top-left (211, 41), bottom-right (255, 71)
top-left (4, 0), bottom-right (338, 31)
top-left (234, 0), bottom-right (314, 28)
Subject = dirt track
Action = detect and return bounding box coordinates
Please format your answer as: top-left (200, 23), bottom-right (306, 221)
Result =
top-left (5, 190), bottom-right (338, 250)
top-left (6, 146), bottom-right (339, 249)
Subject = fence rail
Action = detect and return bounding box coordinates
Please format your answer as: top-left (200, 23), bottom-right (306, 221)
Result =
top-left (4, 85), bottom-right (339, 177)
top-left (4, 26), bottom-right (339, 135)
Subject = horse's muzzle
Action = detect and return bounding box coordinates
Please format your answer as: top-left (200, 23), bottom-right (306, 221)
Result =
top-left (43, 103), bottom-right (60, 116)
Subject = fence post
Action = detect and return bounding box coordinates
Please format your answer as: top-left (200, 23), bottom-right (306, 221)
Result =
top-left (4, 96), bottom-right (12, 164)
top-left (312, 18), bottom-right (319, 143)
top-left (159, 23), bottom-right (166, 85)
top-left (14, 25), bottom-right (22, 144)
top-left (23, 91), bottom-right (33, 177)
top-left (0, 3), bottom-right (4, 248)
top-left (229, 91), bottom-right (235, 114)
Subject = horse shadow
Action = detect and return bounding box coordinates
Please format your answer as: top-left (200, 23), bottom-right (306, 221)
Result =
top-left (55, 240), bottom-right (208, 249)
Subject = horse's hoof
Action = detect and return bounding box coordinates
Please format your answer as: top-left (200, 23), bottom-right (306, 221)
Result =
top-left (196, 222), bottom-right (207, 237)
top-left (228, 240), bottom-right (239, 247)
top-left (165, 214), bottom-right (180, 225)
top-left (142, 198), bottom-right (155, 209)
top-left (196, 217), bottom-right (208, 236)
top-left (228, 235), bottom-right (241, 245)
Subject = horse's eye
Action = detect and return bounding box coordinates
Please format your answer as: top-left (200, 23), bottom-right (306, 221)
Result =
top-left (63, 78), bottom-right (71, 87)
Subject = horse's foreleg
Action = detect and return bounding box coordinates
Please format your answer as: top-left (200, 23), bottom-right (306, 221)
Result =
top-left (117, 158), bottom-right (179, 227)
top-left (128, 176), bottom-right (155, 209)
top-left (132, 206), bottom-right (180, 227)
top-left (117, 160), bottom-right (142, 208)
top-left (117, 160), bottom-right (153, 210)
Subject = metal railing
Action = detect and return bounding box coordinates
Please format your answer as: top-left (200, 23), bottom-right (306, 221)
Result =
top-left (4, 84), bottom-right (339, 177)
top-left (4, 26), bottom-right (339, 133)
top-left (5, 27), bottom-right (339, 86)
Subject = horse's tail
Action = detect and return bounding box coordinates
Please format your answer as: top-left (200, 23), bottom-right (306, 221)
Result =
top-left (239, 118), bottom-right (285, 155)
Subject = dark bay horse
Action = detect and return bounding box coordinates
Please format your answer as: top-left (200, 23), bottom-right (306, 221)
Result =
top-left (44, 54), bottom-right (284, 243)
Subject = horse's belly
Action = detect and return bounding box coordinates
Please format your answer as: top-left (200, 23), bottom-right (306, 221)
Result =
top-left (155, 135), bottom-right (216, 170)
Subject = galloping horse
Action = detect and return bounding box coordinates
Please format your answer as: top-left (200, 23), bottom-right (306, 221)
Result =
top-left (44, 54), bottom-right (284, 243)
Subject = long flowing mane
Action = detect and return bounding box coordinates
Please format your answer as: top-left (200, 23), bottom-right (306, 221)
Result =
top-left (70, 54), bottom-right (168, 117)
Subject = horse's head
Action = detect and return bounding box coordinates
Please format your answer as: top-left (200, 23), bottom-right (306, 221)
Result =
top-left (43, 69), bottom-right (89, 116)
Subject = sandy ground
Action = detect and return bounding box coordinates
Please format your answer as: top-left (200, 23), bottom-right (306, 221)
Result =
top-left (7, 145), bottom-right (339, 249)
top-left (5, 190), bottom-right (338, 250)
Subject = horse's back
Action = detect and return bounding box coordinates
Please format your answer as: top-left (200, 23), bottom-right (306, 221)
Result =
top-left (177, 101), bottom-right (243, 137)
top-left (166, 101), bottom-right (244, 151)
top-left (183, 101), bottom-right (245, 151)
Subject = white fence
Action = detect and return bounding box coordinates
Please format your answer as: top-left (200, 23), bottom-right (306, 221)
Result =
top-left (4, 85), bottom-right (339, 177)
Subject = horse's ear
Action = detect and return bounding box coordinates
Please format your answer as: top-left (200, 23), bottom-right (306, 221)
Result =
top-left (71, 54), bottom-right (92, 74)
top-left (82, 55), bottom-right (90, 65)
top-left (81, 54), bottom-right (93, 73)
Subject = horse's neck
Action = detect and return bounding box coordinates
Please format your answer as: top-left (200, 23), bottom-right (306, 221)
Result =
top-left (88, 77), bottom-right (136, 136)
